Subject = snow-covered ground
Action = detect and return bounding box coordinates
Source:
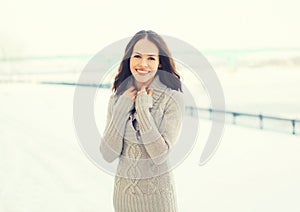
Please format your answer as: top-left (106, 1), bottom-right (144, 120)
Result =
top-left (216, 67), bottom-right (300, 119)
top-left (1, 83), bottom-right (299, 212)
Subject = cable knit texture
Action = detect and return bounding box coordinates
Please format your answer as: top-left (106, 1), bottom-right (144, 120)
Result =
top-left (100, 75), bottom-right (184, 212)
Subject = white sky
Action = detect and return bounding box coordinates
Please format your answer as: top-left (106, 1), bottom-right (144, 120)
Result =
top-left (1, 0), bottom-right (300, 57)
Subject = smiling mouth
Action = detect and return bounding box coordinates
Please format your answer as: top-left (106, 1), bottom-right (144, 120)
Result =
top-left (136, 69), bottom-right (151, 75)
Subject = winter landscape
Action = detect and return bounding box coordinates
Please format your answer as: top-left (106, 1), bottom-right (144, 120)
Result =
top-left (1, 49), bottom-right (300, 211)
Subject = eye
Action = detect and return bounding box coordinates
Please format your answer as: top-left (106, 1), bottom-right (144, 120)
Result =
top-left (133, 55), bottom-right (141, 58)
top-left (148, 57), bottom-right (156, 61)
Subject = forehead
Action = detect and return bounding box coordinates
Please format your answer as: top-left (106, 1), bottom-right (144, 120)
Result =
top-left (132, 39), bottom-right (159, 55)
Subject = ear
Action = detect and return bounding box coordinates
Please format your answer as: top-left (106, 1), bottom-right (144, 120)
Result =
top-left (158, 64), bottom-right (162, 68)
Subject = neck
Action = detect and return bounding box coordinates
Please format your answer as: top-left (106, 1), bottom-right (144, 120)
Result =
top-left (134, 78), bottom-right (155, 90)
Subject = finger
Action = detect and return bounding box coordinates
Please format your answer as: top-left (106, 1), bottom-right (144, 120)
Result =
top-left (137, 90), bottom-right (147, 95)
top-left (147, 88), bottom-right (153, 96)
top-left (128, 86), bottom-right (136, 91)
top-left (128, 88), bottom-right (136, 96)
top-left (131, 90), bottom-right (137, 97)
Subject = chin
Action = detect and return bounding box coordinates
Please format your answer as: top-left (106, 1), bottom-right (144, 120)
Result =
top-left (134, 76), bottom-right (152, 83)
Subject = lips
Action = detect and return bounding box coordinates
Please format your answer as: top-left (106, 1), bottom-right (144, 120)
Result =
top-left (136, 69), bottom-right (151, 75)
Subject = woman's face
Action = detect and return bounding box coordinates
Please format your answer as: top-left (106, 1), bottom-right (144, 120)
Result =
top-left (130, 38), bottom-right (160, 85)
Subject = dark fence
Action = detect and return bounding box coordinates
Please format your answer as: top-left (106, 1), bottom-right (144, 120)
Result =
top-left (186, 106), bottom-right (300, 135)
top-left (37, 80), bottom-right (300, 136)
top-left (40, 81), bottom-right (111, 89)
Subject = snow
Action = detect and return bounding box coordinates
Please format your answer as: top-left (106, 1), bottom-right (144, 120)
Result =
top-left (1, 83), bottom-right (300, 212)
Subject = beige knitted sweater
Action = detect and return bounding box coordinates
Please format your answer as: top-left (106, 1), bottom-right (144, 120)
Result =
top-left (100, 75), bottom-right (184, 212)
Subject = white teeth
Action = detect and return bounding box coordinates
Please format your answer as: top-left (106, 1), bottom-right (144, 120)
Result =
top-left (136, 69), bottom-right (150, 74)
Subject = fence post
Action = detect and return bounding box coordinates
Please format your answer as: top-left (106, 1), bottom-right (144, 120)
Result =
top-left (190, 107), bottom-right (194, 117)
top-left (259, 113), bottom-right (263, 129)
top-left (232, 113), bottom-right (236, 125)
top-left (292, 120), bottom-right (295, 135)
top-left (208, 108), bottom-right (212, 120)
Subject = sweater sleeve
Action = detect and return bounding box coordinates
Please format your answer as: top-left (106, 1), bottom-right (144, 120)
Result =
top-left (135, 91), bottom-right (184, 165)
top-left (100, 94), bottom-right (134, 162)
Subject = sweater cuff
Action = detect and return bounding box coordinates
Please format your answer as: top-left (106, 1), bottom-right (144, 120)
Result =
top-left (111, 95), bottom-right (133, 134)
top-left (115, 95), bottom-right (134, 113)
top-left (136, 93), bottom-right (153, 110)
top-left (137, 109), bottom-right (162, 144)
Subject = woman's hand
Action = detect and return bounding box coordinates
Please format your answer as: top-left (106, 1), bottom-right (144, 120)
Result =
top-left (135, 85), bottom-right (153, 110)
top-left (123, 85), bottom-right (153, 101)
top-left (123, 86), bottom-right (137, 100)
top-left (137, 85), bottom-right (153, 97)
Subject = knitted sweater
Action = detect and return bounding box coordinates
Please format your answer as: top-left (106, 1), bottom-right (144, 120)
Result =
top-left (100, 75), bottom-right (184, 212)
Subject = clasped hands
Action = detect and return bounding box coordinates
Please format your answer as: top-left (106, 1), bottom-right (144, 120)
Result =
top-left (123, 85), bottom-right (153, 101)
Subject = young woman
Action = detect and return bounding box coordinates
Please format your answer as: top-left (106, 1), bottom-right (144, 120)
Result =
top-left (100, 30), bottom-right (184, 212)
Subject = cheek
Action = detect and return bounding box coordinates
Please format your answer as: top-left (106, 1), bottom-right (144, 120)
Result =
top-left (129, 59), bottom-right (133, 67)
top-left (151, 62), bottom-right (159, 70)
top-left (129, 59), bottom-right (136, 71)
top-left (151, 68), bottom-right (158, 76)
top-left (130, 58), bottom-right (141, 68)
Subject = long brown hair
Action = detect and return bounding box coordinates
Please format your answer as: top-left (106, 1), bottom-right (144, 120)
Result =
top-left (113, 30), bottom-right (182, 95)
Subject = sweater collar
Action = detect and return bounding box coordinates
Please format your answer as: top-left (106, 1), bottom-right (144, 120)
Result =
top-left (148, 74), bottom-right (168, 91)
top-left (123, 74), bottom-right (168, 104)
top-left (127, 75), bottom-right (167, 127)
top-left (125, 73), bottom-right (167, 92)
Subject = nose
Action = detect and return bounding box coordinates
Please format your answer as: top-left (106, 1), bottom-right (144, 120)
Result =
top-left (141, 58), bottom-right (148, 67)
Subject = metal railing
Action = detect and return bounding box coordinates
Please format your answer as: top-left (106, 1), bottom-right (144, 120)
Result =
top-left (186, 106), bottom-right (300, 135)
top-left (36, 81), bottom-right (300, 136)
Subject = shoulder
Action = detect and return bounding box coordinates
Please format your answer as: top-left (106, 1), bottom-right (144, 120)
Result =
top-left (107, 93), bottom-right (119, 107)
top-left (109, 92), bottom-right (121, 104)
top-left (165, 88), bottom-right (184, 103)
top-left (108, 93), bottom-right (116, 103)
top-left (164, 89), bottom-right (185, 113)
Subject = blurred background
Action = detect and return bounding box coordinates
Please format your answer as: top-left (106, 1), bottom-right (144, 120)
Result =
top-left (1, 0), bottom-right (300, 130)
top-left (1, 0), bottom-right (300, 211)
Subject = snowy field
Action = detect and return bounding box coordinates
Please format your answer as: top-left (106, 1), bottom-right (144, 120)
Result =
top-left (1, 82), bottom-right (300, 212)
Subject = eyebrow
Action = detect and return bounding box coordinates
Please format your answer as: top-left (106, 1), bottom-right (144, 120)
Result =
top-left (133, 51), bottom-right (158, 57)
